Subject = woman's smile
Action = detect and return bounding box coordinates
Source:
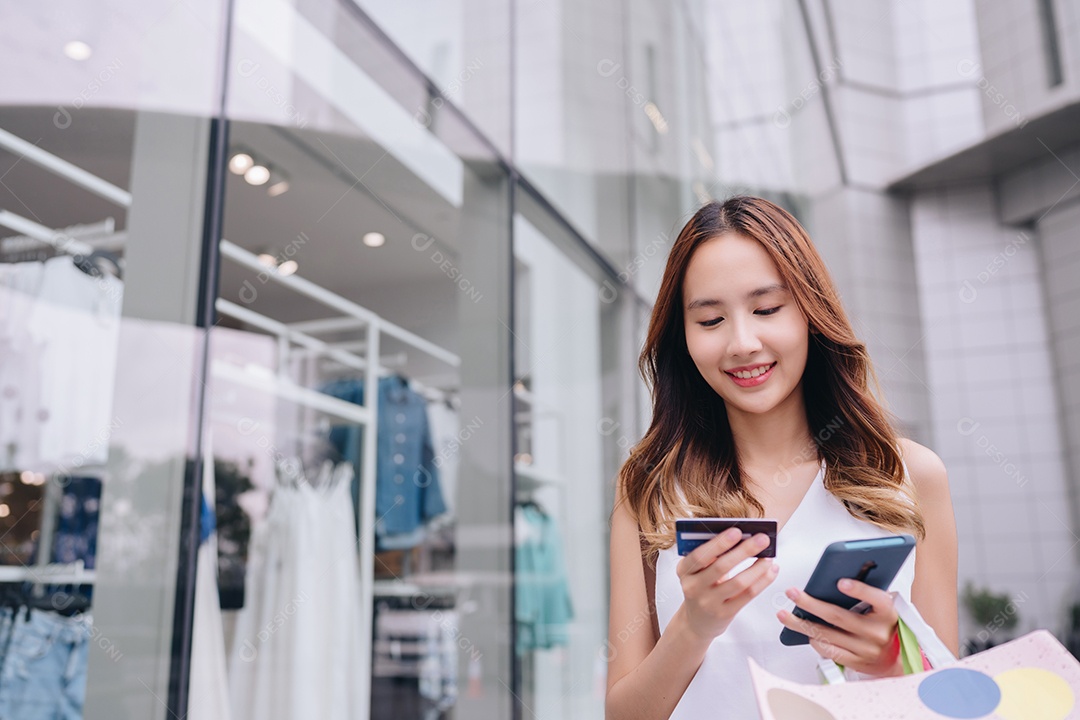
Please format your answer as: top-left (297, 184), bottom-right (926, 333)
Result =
top-left (725, 361), bottom-right (777, 387)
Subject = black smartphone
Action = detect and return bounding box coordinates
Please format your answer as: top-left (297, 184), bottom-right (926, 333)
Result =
top-left (779, 534), bottom-right (915, 646)
top-left (675, 518), bottom-right (778, 558)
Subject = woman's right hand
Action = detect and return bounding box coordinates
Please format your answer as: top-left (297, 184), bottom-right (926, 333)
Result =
top-left (675, 527), bottom-right (781, 641)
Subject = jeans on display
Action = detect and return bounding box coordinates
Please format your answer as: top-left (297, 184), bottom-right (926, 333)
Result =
top-left (0, 608), bottom-right (91, 720)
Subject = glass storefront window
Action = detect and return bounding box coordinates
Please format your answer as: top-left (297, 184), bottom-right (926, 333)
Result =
top-left (345, 0), bottom-right (512, 156)
top-left (0, 106), bottom-right (133, 718)
top-left (2, 3), bottom-right (651, 719)
top-left (513, 0), bottom-right (633, 268)
top-left (511, 188), bottom-right (634, 719)
top-left (0, 100), bottom-right (223, 718)
top-left (208, 2), bottom-right (513, 718)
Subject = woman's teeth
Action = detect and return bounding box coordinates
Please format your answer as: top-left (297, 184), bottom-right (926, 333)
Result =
top-left (730, 363), bottom-right (775, 379)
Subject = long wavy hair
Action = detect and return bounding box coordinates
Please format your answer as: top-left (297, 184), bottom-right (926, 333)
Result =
top-left (620, 196), bottom-right (925, 561)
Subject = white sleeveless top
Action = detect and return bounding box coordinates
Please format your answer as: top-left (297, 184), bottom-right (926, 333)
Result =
top-left (654, 459), bottom-right (917, 719)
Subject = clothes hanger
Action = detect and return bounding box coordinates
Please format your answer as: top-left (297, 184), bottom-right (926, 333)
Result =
top-left (72, 249), bottom-right (123, 281)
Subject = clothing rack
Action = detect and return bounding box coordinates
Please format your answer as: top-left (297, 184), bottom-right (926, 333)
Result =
top-left (371, 578), bottom-right (460, 599)
top-left (0, 217), bottom-right (124, 258)
top-left (214, 300), bottom-right (454, 420)
top-left (0, 125), bottom-right (127, 276)
top-left (0, 127), bottom-right (132, 208)
top-left (219, 238), bottom-right (460, 720)
top-left (220, 240), bottom-right (460, 370)
top-left (290, 343), bottom-right (407, 369)
top-left (0, 561), bottom-right (96, 586)
top-left (216, 298), bottom-right (370, 374)
top-left (0, 210), bottom-right (96, 258)
top-left (210, 359), bottom-right (371, 425)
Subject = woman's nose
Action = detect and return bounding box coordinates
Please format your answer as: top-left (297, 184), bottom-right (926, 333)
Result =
top-left (728, 317), bottom-right (763, 356)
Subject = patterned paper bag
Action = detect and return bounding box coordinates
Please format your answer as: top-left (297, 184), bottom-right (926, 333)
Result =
top-left (749, 630), bottom-right (1080, 720)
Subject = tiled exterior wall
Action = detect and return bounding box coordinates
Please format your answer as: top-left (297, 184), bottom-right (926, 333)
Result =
top-left (911, 185), bottom-right (1076, 638)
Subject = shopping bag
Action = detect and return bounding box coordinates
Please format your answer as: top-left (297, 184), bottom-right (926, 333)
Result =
top-left (751, 594), bottom-right (1080, 719)
top-left (814, 594), bottom-right (957, 684)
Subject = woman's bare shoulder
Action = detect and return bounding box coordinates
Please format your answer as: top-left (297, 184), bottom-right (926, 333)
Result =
top-left (897, 437), bottom-right (949, 496)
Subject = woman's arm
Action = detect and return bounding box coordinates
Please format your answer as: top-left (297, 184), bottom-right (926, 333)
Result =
top-left (605, 493), bottom-right (713, 720)
top-left (606, 484), bottom-right (781, 718)
top-left (900, 437), bottom-right (960, 657)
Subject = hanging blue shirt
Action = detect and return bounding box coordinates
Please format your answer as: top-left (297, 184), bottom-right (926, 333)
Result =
top-left (322, 375), bottom-right (447, 546)
top-left (50, 475), bottom-right (102, 568)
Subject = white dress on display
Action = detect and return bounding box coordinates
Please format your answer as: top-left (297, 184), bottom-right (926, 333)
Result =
top-left (228, 460), bottom-right (364, 720)
top-left (188, 436), bottom-right (233, 720)
top-left (0, 257), bottom-right (121, 471)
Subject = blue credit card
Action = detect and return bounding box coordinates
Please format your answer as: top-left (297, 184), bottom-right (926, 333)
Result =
top-left (675, 518), bottom-right (778, 557)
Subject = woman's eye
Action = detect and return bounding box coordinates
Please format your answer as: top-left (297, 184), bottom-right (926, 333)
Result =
top-left (699, 317), bottom-right (723, 327)
top-left (756, 306), bottom-right (781, 316)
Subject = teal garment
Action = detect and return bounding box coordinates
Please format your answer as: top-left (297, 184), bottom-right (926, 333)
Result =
top-left (515, 503), bottom-right (573, 653)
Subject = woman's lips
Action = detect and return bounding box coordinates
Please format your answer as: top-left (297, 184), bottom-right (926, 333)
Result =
top-left (725, 362), bottom-right (776, 388)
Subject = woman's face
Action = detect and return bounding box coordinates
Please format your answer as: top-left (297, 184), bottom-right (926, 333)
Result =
top-left (682, 232), bottom-right (810, 418)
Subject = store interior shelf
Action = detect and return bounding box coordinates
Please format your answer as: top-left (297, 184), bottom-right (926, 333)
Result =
top-left (514, 463), bottom-right (563, 488)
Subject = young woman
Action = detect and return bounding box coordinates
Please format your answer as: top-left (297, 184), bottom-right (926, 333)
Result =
top-left (606, 197), bottom-right (958, 719)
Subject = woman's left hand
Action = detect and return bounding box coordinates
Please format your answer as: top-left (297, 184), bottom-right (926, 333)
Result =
top-left (776, 579), bottom-right (903, 678)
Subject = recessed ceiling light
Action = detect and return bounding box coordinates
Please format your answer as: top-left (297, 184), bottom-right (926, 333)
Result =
top-left (644, 101), bottom-right (669, 135)
top-left (267, 180), bottom-right (290, 197)
top-left (363, 232), bottom-right (385, 247)
top-left (277, 260), bottom-right (298, 276)
top-left (257, 253), bottom-right (277, 267)
top-left (244, 165), bottom-right (270, 186)
top-left (229, 152), bottom-right (254, 175)
top-left (64, 41), bottom-right (92, 61)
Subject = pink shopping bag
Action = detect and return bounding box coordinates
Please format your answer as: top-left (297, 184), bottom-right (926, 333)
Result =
top-left (749, 629), bottom-right (1080, 720)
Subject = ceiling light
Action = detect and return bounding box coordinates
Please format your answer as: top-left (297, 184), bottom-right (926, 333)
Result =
top-left (0, 505), bottom-right (9, 518)
top-left (363, 232), bottom-right (385, 247)
top-left (691, 137), bottom-right (714, 171)
top-left (244, 165), bottom-right (270, 186)
top-left (277, 260), bottom-right (298, 276)
top-left (257, 253), bottom-right (277, 267)
top-left (229, 152), bottom-right (254, 175)
top-left (644, 101), bottom-right (669, 135)
top-left (267, 169), bottom-right (290, 197)
top-left (64, 41), bottom-right (93, 61)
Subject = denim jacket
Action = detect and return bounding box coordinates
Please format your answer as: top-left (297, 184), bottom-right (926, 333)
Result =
top-left (323, 376), bottom-right (447, 544)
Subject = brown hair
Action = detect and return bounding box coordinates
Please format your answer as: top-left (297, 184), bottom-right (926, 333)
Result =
top-left (619, 196), bottom-right (925, 561)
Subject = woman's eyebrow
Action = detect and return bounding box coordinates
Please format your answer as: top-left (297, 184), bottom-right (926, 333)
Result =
top-left (685, 283), bottom-right (787, 311)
